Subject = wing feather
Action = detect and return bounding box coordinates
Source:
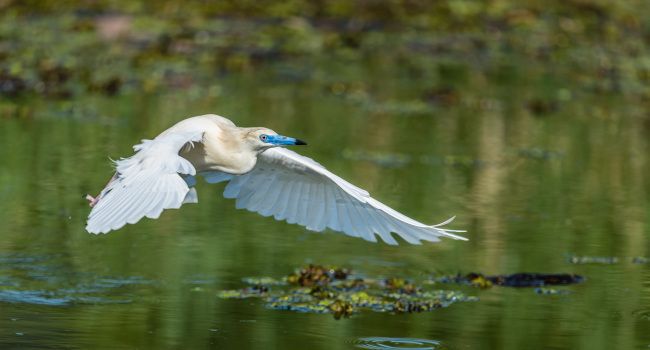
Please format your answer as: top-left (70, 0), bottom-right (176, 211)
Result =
top-left (216, 148), bottom-right (466, 244)
top-left (258, 175), bottom-right (283, 217)
top-left (85, 125), bottom-right (205, 234)
top-left (335, 188), bottom-right (358, 238)
top-left (285, 181), bottom-right (303, 225)
top-left (323, 186), bottom-right (340, 232)
top-left (307, 183), bottom-right (326, 232)
top-left (272, 179), bottom-right (292, 221)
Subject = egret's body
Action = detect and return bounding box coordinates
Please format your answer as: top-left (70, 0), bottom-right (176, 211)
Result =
top-left (86, 114), bottom-right (466, 245)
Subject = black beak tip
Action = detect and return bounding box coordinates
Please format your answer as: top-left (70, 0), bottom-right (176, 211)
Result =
top-left (295, 139), bottom-right (307, 145)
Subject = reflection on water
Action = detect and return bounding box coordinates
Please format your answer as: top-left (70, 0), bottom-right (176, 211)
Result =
top-left (1, 51), bottom-right (649, 350)
top-left (0, 253), bottom-right (147, 306)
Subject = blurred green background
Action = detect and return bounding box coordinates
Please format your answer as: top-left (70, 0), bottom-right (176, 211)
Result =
top-left (0, 1), bottom-right (649, 349)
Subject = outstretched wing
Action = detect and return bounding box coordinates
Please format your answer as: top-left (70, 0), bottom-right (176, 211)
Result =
top-left (217, 147), bottom-right (466, 245)
top-left (86, 130), bottom-right (203, 234)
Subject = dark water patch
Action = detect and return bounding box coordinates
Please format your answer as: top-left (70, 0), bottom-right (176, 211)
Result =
top-left (632, 309), bottom-right (650, 321)
top-left (436, 272), bottom-right (584, 288)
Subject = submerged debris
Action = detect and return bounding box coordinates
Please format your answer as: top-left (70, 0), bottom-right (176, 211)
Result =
top-left (438, 272), bottom-right (584, 288)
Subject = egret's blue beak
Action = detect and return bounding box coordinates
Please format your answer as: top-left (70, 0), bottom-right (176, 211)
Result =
top-left (266, 134), bottom-right (307, 146)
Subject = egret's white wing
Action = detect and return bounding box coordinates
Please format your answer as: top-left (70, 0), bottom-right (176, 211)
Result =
top-left (219, 148), bottom-right (467, 245)
top-left (86, 131), bottom-right (203, 234)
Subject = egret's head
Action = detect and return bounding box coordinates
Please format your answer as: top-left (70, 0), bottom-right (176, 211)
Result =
top-left (244, 128), bottom-right (307, 151)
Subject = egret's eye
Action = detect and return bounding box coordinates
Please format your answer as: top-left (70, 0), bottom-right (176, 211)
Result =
top-left (259, 134), bottom-right (268, 142)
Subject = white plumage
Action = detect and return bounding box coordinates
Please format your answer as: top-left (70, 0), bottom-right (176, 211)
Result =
top-left (86, 114), bottom-right (467, 245)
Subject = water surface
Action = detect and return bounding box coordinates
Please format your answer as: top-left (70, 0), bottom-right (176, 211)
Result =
top-left (1, 56), bottom-right (649, 349)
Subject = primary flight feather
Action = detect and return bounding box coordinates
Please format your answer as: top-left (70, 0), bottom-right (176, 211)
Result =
top-left (85, 114), bottom-right (467, 245)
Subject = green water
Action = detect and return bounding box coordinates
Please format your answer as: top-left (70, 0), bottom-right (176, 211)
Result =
top-left (1, 57), bottom-right (650, 349)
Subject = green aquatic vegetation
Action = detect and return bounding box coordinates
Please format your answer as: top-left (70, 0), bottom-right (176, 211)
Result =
top-left (468, 274), bottom-right (493, 289)
top-left (329, 278), bottom-right (368, 292)
top-left (219, 267), bottom-right (586, 318)
top-left (218, 265), bottom-right (477, 318)
top-left (285, 264), bottom-right (349, 287)
top-left (2, 0), bottom-right (649, 115)
top-left (328, 299), bottom-right (354, 320)
top-left (383, 277), bottom-right (419, 294)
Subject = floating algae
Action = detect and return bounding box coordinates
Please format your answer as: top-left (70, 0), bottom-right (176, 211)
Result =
top-left (218, 264), bottom-right (476, 319)
top-left (218, 266), bottom-right (585, 318)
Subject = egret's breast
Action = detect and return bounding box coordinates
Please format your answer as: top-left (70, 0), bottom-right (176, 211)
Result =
top-left (180, 138), bottom-right (257, 175)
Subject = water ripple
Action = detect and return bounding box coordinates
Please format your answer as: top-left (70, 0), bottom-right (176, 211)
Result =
top-left (354, 337), bottom-right (442, 350)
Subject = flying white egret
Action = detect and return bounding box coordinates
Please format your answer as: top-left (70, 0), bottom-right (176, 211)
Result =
top-left (85, 114), bottom-right (466, 245)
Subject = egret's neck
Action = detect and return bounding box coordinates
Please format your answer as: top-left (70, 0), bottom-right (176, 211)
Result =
top-left (181, 127), bottom-right (259, 175)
